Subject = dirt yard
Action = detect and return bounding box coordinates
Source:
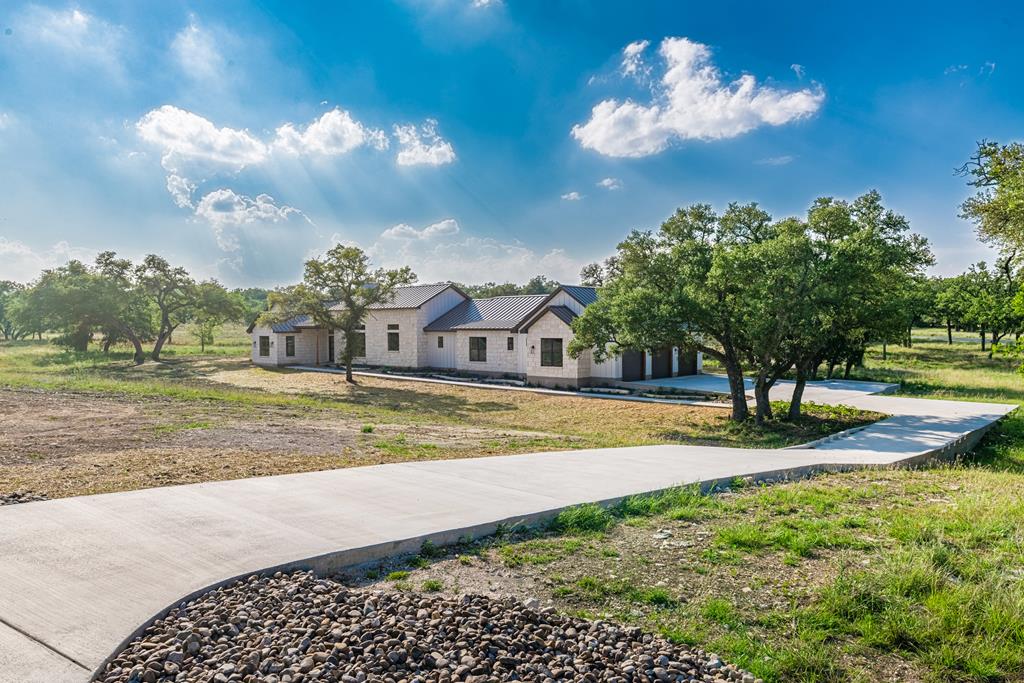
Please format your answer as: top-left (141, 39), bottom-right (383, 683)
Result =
top-left (0, 388), bottom-right (564, 500)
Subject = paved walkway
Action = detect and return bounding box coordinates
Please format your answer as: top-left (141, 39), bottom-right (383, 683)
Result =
top-left (0, 380), bottom-right (1015, 682)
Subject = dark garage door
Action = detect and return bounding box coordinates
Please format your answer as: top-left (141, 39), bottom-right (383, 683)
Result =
top-left (651, 347), bottom-right (672, 379)
top-left (677, 349), bottom-right (698, 376)
top-left (621, 349), bottom-right (645, 381)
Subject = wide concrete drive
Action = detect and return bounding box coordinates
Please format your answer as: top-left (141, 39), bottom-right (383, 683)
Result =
top-left (0, 381), bottom-right (1014, 682)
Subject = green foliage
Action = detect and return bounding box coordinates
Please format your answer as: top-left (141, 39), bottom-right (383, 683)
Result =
top-left (960, 140), bottom-right (1024, 253)
top-left (386, 570), bottom-right (410, 581)
top-left (421, 579), bottom-right (444, 592)
top-left (457, 275), bottom-right (559, 298)
top-left (261, 245), bottom-right (415, 381)
top-left (549, 503), bottom-right (615, 534)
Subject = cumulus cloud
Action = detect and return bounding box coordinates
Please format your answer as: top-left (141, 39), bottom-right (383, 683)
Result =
top-left (393, 119), bottom-right (456, 166)
top-left (380, 218), bottom-right (460, 240)
top-left (274, 108), bottom-right (388, 156)
top-left (17, 5), bottom-right (125, 75)
top-left (620, 40), bottom-right (650, 79)
top-left (572, 37), bottom-right (825, 157)
top-left (136, 105), bottom-right (268, 173)
top-left (0, 237), bottom-right (97, 283)
top-left (171, 17), bottom-right (225, 83)
top-left (596, 177), bottom-right (622, 190)
top-left (194, 189), bottom-right (308, 251)
top-left (166, 174), bottom-right (197, 208)
top-left (561, 191), bottom-right (583, 201)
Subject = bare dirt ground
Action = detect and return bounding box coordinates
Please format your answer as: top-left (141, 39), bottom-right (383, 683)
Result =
top-left (0, 388), bottom-right (561, 500)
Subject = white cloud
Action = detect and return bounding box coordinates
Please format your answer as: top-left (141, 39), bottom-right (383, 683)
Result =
top-left (596, 177), bottom-right (622, 190)
top-left (136, 105), bottom-right (268, 173)
top-left (620, 40), bottom-right (650, 79)
top-left (380, 218), bottom-right (460, 240)
top-left (471, 0), bottom-right (502, 7)
top-left (0, 112), bottom-right (11, 130)
top-left (18, 6), bottom-right (125, 75)
top-left (171, 17), bottom-right (224, 83)
top-left (944, 64), bottom-right (968, 75)
top-left (981, 61), bottom-right (996, 75)
top-left (369, 234), bottom-right (584, 284)
top-left (572, 37), bottom-right (825, 157)
top-left (393, 119), bottom-right (456, 166)
top-left (0, 238), bottom-right (97, 283)
top-left (561, 191), bottom-right (583, 201)
top-left (166, 174), bottom-right (197, 208)
top-left (790, 63), bottom-right (805, 79)
top-left (194, 188), bottom-right (307, 251)
top-left (274, 108), bottom-right (388, 156)
top-left (754, 155), bottom-right (794, 166)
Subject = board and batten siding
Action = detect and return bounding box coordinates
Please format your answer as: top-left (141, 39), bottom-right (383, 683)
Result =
top-left (425, 332), bottom-right (457, 369)
top-left (417, 287), bottom-right (467, 368)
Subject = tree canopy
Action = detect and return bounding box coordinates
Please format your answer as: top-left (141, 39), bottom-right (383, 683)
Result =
top-left (260, 245), bottom-right (416, 382)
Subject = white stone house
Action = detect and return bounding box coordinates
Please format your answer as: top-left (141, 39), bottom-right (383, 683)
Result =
top-left (249, 283), bottom-right (701, 387)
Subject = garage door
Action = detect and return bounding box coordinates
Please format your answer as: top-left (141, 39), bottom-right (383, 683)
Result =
top-left (651, 347), bottom-right (672, 379)
top-left (621, 349), bottom-right (645, 381)
top-left (677, 349), bottom-right (698, 376)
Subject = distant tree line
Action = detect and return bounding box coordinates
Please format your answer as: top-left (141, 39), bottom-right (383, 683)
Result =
top-left (455, 275), bottom-right (560, 298)
top-left (0, 253), bottom-right (260, 363)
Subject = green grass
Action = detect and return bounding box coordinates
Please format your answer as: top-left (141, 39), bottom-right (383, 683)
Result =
top-left (421, 579), bottom-right (444, 592)
top-left (385, 570), bottom-right (410, 581)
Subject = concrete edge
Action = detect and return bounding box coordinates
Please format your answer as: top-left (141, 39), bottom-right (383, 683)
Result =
top-left (88, 408), bottom-right (1012, 681)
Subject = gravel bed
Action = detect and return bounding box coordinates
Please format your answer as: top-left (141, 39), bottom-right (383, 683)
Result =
top-left (98, 571), bottom-right (759, 683)
top-left (0, 490), bottom-right (48, 505)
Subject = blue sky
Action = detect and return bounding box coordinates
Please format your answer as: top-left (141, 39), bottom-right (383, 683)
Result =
top-left (0, 1), bottom-right (1021, 287)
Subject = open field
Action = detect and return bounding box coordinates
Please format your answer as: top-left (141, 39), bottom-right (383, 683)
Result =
top-left (345, 340), bottom-right (1024, 683)
top-left (0, 338), bottom-right (879, 499)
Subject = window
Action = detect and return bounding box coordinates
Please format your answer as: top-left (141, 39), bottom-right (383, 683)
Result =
top-left (387, 323), bottom-right (399, 330)
top-left (351, 332), bottom-right (366, 357)
top-left (469, 336), bottom-right (487, 362)
top-left (258, 336), bottom-right (270, 357)
top-left (437, 336), bottom-right (444, 348)
top-left (540, 338), bottom-right (563, 367)
top-left (285, 335), bottom-right (295, 357)
top-left (388, 332), bottom-right (400, 352)
top-left (507, 336), bottom-right (514, 351)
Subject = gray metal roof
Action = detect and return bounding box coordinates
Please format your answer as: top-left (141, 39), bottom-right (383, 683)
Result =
top-left (424, 294), bottom-right (548, 332)
top-left (561, 285), bottom-right (598, 306)
top-left (265, 314), bottom-right (313, 333)
top-left (519, 305), bottom-right (578, 331)
top-left (328, 283), bottom-right (460, 312)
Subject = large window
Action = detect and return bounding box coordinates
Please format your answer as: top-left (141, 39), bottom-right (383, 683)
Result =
top-left (388, 332), bottom-right (400, 352)
top-left (258, 336), bottom-right (270, 357)
top-left (507, 336), bottom-right (514, 351)
top-left (469, 336), bottom-right (487, 362)
top-left (285, 335), bottom-right (295, 357)
top-left (540, 338), bottom-right (563, 367)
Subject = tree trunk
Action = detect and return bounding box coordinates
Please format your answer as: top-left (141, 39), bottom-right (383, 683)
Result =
top-left (722, 355), bottom-right (748, 422)
top-left (753, 373), bottom-right (773, 425)
top-left (343, 334), bottom-right (355, 383)
top-left (981, 327), bottom-right (986, 351)
top-left (947, 318), bottom-right (953, 345)
top-left (788, 364), bottom-right (809, 420)
top-left (826, 360), bottom-right (837, 379)
top-left (843, 358), bottom-right (854, 379)
top-left (102, 338), bottom-right (112, 354)
top-left (906, 326), bottom-right (913, 348)
top-left (71, 323), bottom-right (91, 351)
top-left (882, 342), bottom-right (887, 360)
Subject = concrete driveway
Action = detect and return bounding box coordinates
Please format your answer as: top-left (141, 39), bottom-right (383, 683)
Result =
top-left (0, 379), bottom-right (1015, 683)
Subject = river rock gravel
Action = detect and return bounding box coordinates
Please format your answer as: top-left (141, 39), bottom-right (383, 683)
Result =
top-left (97, 571), bottom-right (760, 683)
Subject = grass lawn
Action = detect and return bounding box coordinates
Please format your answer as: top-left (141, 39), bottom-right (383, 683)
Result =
top-left (349, 335), bottom-right (1024, 683)
top-left (0, 332), bottom-right (879, 499)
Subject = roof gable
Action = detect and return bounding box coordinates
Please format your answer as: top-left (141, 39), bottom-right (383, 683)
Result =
top-left (424, 294), bottom-right (548, 331)
top-left (329, 283), bottom-right (465, 312)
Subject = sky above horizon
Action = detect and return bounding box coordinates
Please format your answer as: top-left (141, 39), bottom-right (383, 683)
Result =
top-left (1, 1), bottom-right (1021, 288)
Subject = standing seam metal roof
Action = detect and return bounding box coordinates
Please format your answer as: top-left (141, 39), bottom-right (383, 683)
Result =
top-left (424, 294), bottom-right (548, 331)
top-left (328, 283), bottom-right (460, 311)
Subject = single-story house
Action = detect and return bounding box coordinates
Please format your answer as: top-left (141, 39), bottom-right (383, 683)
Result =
top-left (248, 282), bottom-right (701, 387)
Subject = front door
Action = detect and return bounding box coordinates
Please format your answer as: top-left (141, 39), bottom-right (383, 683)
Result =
top-left (328, 333), bottom-right (335, 364)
